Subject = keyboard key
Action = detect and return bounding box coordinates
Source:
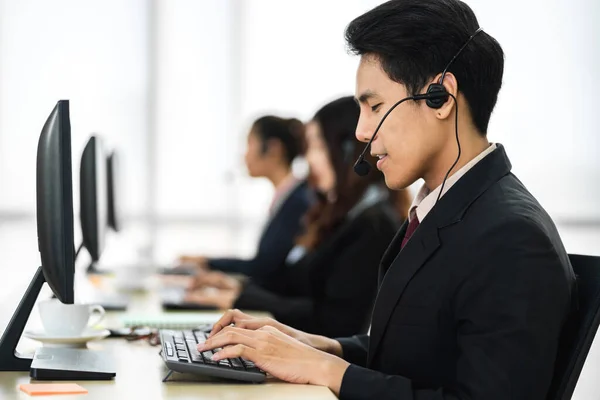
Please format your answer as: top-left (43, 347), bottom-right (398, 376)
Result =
top-left (201, 351), bottom-right (214, 360)
top-left (190, 354), bottom-right (203, 363)
top-left (186, 340), bottom-right (198, 350)
top-left (246, 366), bottom-right (262, 374)
top-left (188, 351), bottom-right (202, 363)
top-left (241, 358), bottom-right (256, 368)
top-left (229, 358), bottom-right (244, 370)
top-left (184, 331), bottom-right (196, 343)
top-left (187, 344), bottom-right (203, 363)
top-left (165, 343), bottom-right (174, 357)
top-left (203, 357), bottom-right (218, 365)
top-left (175, 344), bottom-right (186, 352)
top-left (196, 337), bottom-right (206, 345)
top-left (173, 338), bottom-right (184, 346)
top-left (194, 332), bottom-right (208, 343)
top-left (218, 359), bottom-right (231, 367)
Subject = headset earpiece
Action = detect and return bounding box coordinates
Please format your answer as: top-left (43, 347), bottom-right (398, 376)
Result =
top-left (424, 83), bottom-right (449, 109)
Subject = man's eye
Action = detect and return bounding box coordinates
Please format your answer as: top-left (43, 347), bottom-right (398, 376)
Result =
top-left (371, 103), bottom-right (382, 112)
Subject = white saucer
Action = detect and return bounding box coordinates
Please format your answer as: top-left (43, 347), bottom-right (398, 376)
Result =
top-left (24, 328), bottom-right (111, 348)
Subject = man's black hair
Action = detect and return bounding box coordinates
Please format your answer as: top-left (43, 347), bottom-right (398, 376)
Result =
top-left (345, 0), bottom-right (504, 135)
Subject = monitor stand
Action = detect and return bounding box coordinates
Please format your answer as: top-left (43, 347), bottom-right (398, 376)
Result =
top-left (30, 347), bottom-right (116, 380)
top-left (0, 267), bottom-right (44, 371)
top-left (0, 266), bottom-right (116, 379)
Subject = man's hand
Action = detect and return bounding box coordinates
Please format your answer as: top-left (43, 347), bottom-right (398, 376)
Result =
top-left (209, 309), bottom-right (343, 356)
top-left (199, 326), bottom-right (349, 395)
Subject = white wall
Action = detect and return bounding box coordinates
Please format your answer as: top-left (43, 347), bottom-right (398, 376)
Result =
top-left (468, 0), bottom-right (600, 221)
top-left (152, 0), bottom-right (239, 219)
top-left (0, 0), bottom-right (597, 226)
top-left (0, 0), bottom-right (149, 218)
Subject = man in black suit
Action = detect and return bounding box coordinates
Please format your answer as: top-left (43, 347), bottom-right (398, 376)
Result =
top-left (198, 1), bottom-right (576, 399)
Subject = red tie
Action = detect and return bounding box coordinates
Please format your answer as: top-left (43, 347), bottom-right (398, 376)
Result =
top-left (401, 217), bottom-right (420, 249)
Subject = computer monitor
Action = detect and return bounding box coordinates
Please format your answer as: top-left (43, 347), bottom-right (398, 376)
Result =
top-left (79, 135), bottom-right (108, 269)
top-left (37, 101), bottom-right (76, 303)
top-left (0, 100), bottom-right (75, 369)
top-left (106, 151), bottom-right (121, 232)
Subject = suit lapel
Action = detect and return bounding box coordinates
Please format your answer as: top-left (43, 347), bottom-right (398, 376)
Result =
top-left (367, 217), bottom-right (441, 365)
top-left (366, 144), bottom-right (513, 366)
top-left (377, 220), bottom-right (408, 283)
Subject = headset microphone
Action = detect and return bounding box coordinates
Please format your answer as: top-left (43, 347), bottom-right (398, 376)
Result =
top-left (353, 90), bottom-right (449, 176)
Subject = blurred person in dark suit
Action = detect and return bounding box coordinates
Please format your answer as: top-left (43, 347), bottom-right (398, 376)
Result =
top-left (180, 116), bottom-right (313, 282)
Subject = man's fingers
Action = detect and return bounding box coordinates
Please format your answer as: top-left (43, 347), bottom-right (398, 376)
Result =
top-left (258, 325), bottom-right (294, 342)
top-left (200, 326), bottom-right (259, 351)
top-left (209, 310), bottom-right (239, 336)
top-left (211, 344), bottom-right (259, 362)
top-left (235, 318), bottom-right (272, 331)
top-left (209, 309), bottom-right (250, 337)
top-left (209, 322), bottom-right (225, 337)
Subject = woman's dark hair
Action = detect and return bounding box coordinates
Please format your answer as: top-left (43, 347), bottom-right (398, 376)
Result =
top-left (345, 0), bottom-right (504, 135)
top-left (297, 96), bottom-right (385, 250)
top-left (252, 116), bottom-right (306, 166)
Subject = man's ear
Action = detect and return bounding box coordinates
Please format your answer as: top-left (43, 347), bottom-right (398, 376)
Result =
top-left (432, 72), bottom-right (458, 121)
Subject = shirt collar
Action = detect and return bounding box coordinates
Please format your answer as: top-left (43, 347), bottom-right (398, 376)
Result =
top-left (409, 143), bottom-right (497, 223)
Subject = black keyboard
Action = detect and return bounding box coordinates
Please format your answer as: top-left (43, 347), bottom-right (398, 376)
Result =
top-left (159, 329), bottom-right (266, 383)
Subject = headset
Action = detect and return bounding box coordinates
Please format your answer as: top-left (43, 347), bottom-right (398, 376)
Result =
top-left (353, 27), bottom-right (483, 205)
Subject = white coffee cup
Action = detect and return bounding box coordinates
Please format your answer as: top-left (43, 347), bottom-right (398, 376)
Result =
top-left (38, 299), bottom-right (105, 337)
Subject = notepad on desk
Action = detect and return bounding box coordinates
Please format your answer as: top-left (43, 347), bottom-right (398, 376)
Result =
top-left (120, 312), bottom-right (223, 330)
top-left (19, 383), bottom-right (88, 396)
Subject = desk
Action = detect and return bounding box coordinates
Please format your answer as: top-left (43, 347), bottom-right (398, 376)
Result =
top-left (0, 339), bottom-right (337, 400)
top-left (0, 278), bottom-right (337, 400)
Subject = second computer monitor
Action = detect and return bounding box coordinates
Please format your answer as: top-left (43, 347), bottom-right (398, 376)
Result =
top-left (80, 135), bottom-right (108, 263)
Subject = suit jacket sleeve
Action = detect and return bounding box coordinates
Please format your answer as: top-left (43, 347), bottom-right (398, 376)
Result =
top-left (208, 192), bottom-right (309, 280)
top-left (338, 220), bottom-right (572, 400)
top-left (336, 335), bottom-right (369, 367)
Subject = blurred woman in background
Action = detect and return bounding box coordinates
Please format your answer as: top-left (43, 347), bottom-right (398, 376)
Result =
top-left (179, 116), bottom-right (314, 282)
top-left (184, 96), bottom-right (409, 338)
